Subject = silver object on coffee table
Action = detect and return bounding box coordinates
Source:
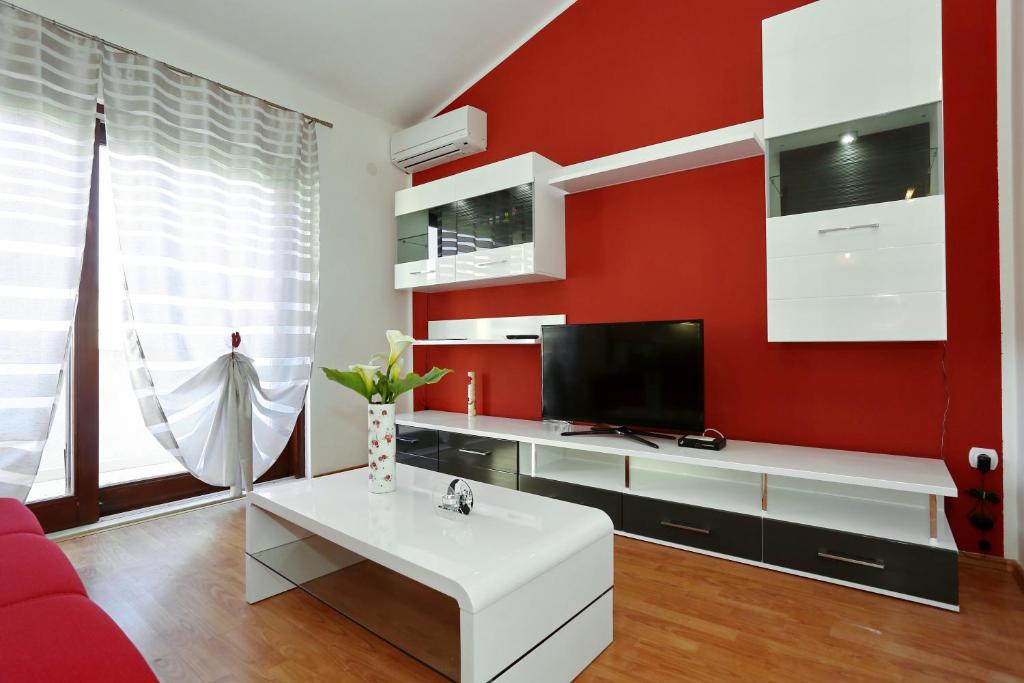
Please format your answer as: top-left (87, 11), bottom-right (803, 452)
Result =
top-left (438, 478), bottom-right (474, 515)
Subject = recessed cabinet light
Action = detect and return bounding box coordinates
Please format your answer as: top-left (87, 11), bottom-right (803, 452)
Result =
top-left (839, 132), bottom-right (858, 145)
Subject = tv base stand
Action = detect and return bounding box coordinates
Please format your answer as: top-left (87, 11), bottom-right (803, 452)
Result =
top-left (560, 425), bottom-right (675, 449)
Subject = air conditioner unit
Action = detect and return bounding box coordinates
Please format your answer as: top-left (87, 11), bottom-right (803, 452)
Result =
top-left (390, 105), bottom-right (486, 174)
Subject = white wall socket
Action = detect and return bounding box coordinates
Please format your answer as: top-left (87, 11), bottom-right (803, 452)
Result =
top-left (968, 447), bottom-right (999, 470)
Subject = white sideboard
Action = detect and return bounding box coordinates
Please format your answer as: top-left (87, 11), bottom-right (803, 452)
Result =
top-left (397, 410), bottom-right (960, 610)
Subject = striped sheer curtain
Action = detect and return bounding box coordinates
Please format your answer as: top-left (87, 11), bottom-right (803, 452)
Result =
top-left (101, 49), bottom-right (319, 489)
top-left (0, 5), bottom-right (99, 501)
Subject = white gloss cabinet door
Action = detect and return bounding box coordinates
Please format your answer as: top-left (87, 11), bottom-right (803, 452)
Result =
top-left (762, 0), bottom-right (943, 138)
top-left (768, 293), bottom-right (947, 343)
top-left (767, 195), bottom-right (946, 259)
top-left (766, 196), bottom-right (947, 342)
top-left (394, 255), bottom-right (456, 290)
top-left (455, 244), bottom-right (534, 283)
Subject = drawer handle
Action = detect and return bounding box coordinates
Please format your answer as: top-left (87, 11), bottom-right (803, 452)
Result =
top-left (396, 436), bottom-right (418, 444)
top-left (458, 448), bottom-right (493, 457)
top-left (477, 259), bottom-right (508, 267)
top-left (818, 551), bottom-right (885, 570)
top-left (817, 222), bottom-right (880, 235)
top-left (660, 521), bottom-right (711, 535)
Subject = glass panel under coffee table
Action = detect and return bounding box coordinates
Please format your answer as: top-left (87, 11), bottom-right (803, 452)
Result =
top-left (249, 533), bottom-right (461, 679)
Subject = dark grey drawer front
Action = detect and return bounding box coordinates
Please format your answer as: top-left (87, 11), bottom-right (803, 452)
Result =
top-left (763, 519), bottom-right (958, 605)
top-left (396, 453), bottom-right (438, 471)
top-left (438, 461), bottom-right (518, 490)
top-left (623, 494), bottom-right (762, 561)
top-left (519, 475), bottom-right (622, 530)
top-left (438, 432), bottom-right (518, 473)
top-left (396, 425), bottom-right (438, 460)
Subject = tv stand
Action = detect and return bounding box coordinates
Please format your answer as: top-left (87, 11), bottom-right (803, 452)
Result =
top-left (396, 410), bottom-right (960, 611)
top-left (560, 425), bottom-right (675, 449)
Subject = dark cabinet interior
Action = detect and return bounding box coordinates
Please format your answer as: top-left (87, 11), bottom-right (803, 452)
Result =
top-left (767, 102), bottom-right (942, 218)
top-left (778, 123), bottom-right (933, 216)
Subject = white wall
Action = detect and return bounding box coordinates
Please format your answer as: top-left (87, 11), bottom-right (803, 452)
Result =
top-left (1015, 1), bottom-right (1024, 565)
top-left (998, 0), bottom-right (1024, 563)
top-left (15, 0), bottom-right (411, 476)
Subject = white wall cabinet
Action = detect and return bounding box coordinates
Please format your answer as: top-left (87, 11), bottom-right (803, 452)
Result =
top-left (394, 153), bottom-right (565, 292)
top-left (762, 0), bottom-right (946, 342)
top-left (762, 0), bottom-right (943, 139)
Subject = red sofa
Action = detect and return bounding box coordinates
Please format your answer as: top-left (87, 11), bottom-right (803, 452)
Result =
top-left (0, 498), bottom-right (157, 682)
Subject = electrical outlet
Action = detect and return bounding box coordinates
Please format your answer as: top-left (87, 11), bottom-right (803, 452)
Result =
top-left (968, 447), bottom-right (999, 471)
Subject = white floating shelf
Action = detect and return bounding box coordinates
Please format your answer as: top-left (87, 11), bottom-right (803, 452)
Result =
top-left (420, 314), bottom-right (565, 346)
top-left (548, 119), bottom-right (765, 194)
top-left (414, 338), bottom-right (540, 346)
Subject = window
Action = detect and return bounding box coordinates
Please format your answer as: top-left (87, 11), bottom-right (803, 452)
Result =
top-left (27, 113), bottom-right (303, 531)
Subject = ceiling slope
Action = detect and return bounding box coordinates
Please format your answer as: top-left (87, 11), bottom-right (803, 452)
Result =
top-left (109, 0), bottom-right (574, 126)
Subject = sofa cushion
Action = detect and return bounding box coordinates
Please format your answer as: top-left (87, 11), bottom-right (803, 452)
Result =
top-left (0, 498), bottom-right (43, 536)
top-left (0, 594), bottom-right (157, 682)
top-left (0, 533), bottom-right (86, 608)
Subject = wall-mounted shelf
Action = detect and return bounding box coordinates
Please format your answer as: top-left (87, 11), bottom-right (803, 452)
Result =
top-left (414, 338), bottom-right (540, 346)
top-left (418, 314), bottom-right (565, 346)
top-left (548, 119), bottom-right (765, 194)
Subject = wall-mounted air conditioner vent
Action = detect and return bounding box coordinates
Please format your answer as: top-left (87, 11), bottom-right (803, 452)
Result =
top-left (390, 105), bottom-right (486, 174)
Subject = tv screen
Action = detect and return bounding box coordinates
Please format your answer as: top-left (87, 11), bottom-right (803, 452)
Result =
top-left (541, 320), bottom-right (704, 432)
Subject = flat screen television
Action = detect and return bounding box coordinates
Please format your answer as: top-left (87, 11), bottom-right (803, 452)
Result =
top-left (541, 320), bottom-right (704, 433)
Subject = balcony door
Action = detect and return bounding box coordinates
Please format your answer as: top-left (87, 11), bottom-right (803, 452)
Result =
top-left (27, 115), bottom-right (303, 533)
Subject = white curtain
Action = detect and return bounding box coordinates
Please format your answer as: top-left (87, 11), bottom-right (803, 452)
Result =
top-left (101, 49), bottom-right (319, 490)
top-left (0, 5), bottom-right (99, 501)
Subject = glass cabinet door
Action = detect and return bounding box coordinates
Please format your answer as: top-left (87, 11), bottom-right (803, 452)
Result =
top-left (396, 204), bottom-right (456, 264)
top-left (396, 183), bottom-right (536, 279)
top-left (767, 103), bottom-right (942, 218)
top-left (455, 183), bottom-right (534, 253)
top-left (396, 211), bottom-right (431, 264)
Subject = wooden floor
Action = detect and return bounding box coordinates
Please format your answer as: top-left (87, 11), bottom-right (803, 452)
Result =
top-left (58, 500), bottom-right (1024, 682)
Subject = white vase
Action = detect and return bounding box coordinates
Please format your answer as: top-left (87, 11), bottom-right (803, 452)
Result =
top-left (367, 403), bottom-right (397, 493)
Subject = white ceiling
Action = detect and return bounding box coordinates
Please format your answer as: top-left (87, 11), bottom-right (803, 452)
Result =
top-left (117, 0), bottom-right (573, 126)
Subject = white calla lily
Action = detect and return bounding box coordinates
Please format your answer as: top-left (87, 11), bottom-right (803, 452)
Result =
top-left (322, 330), bottom-right (449, 405)
top-left (385, 329), bottom-right (416, 366)
top-left (349, 363), bottom-right (380, 394)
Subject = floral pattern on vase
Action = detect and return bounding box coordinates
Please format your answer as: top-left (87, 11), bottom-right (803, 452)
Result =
top-left (368, 403), bottom-right (396, 493)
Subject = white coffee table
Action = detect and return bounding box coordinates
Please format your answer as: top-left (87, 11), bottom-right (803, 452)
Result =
top-left (245, 464), bottom-right (614, 682)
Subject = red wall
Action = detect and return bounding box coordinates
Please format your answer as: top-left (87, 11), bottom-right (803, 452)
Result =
top-left (412, 0), bottom-right (1002, 554)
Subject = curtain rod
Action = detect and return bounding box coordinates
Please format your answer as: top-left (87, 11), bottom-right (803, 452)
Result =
top-left (2, 0), bottom-right (334, 129)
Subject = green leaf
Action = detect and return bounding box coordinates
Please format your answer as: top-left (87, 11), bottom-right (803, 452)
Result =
top-left (373, 373), bottom-right (390, 403)
top-left (321, 367), bottom-right (372, 401)
top-left (387, 366), bottom-right (451, 399)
